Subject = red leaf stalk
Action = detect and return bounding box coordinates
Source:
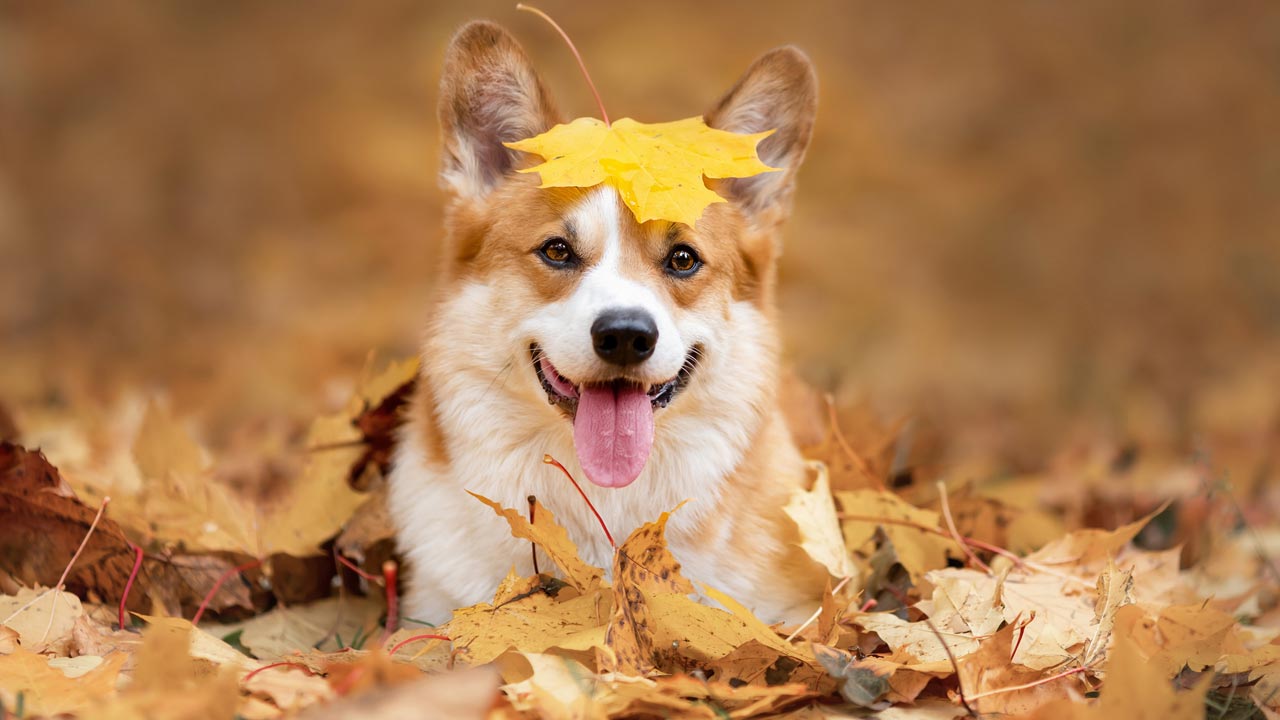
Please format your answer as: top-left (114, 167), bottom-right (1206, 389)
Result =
top-left (543, 454), bottom-right (615, 548)
top-left (192, 558), bottom-right (263, 625)
top-left (381, 560), bottom-right (399, 642)
top-left (118, 541), bottom-right (145, 630)
top-left (387, 633), bottom-right (452, 656)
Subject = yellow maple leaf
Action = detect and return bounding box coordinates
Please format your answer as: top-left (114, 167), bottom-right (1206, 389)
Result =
top-left (505, 116), bottom-right (777, 226)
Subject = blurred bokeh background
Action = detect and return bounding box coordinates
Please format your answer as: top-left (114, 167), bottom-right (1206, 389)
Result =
top-left (2, 1), bottom-right (1278, 494)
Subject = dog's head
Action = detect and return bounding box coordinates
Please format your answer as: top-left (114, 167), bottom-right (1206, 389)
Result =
top-left (426, 21), bottom-right (816, 489)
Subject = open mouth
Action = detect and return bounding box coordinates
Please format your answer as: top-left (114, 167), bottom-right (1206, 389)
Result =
top-left (530, 343), bottom-right (700, 489)
top-left (530, 343), bottom-right (700, 414)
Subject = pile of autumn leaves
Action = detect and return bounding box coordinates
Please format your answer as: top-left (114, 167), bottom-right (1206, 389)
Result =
top-left (1, 359), bottom-right (1278, 720)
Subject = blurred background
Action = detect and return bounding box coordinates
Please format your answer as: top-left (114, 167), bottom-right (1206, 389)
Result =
top-left (2, 1), bottom-right (1278, 497)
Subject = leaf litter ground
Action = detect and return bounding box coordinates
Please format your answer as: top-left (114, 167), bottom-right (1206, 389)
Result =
top-left (1, 358), bottom-right (1278, 720)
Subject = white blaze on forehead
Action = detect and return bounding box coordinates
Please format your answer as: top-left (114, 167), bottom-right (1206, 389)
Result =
top-left (525, 187), bottom-right (688, 383)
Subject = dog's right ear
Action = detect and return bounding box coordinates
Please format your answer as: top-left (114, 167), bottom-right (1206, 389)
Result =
top-left (438, 21), bottom-right (560, 199)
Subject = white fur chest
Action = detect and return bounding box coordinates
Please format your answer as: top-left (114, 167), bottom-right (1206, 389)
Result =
top-left (387, 395), bottom-right (743, 623)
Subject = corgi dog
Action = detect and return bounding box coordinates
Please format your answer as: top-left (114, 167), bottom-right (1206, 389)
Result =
top-left (389, 21), bottom-right (825, 624)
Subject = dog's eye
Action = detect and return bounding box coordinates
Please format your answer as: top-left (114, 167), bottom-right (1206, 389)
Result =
top-left (538, 238), bottom-right (578, 268)
top-left (664, 245), bottom-right (702, 277)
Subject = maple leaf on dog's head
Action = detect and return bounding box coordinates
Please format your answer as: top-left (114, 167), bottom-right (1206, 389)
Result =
top-left (505, 116), bottom-right (777, 226)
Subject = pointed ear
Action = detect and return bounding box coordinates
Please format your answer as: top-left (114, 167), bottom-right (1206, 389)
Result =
top-left (705, 47), bottom-right (817, 225)
top-left (438, 21), bottom-right (560, 199)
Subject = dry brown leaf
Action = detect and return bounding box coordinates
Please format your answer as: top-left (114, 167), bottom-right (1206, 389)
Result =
top-left (256, 414), bottom-right (368, 557)
top-left (334, 483), bottom-right (394, 563)
top-left (919, 565), bottom-right (1100, 670)
top-left (854, 611), bottom-right (979, 664)
top-left (131, 401), bottom-right (258, 554)
top-left (469, 492), bottom-right (603, 592)
top-left (655, 674), bottom-right (814, 717)
top-left (1082, 560), bottom-right (1134, 667)
top-left (0, 587), bottom-right (82, 654)
top-left (925, 567), bottom-right (1006, 637)
top-left (296, 666), bottom-right (496, 720)
top-left (498, 652), bottom-right (678, 719)
top-left (0, 442), bottom-right (259, 619)
top-left (837, 489), bottom-right (954, 583)
top-left (1020, 628), bottom-right (1211, 720)
top-left (0, 626), bottom-right (16, 653)
top-left (347, 356), bottom-right (419, 488)
top-left (134, 615), bottom-right (259, 670)
top-left (0, 647), bottom-right (126, 716)
top-left (321, 649), bottom-right (425, 697)
top-left (449, 587), bottom-right (610, 666)
top-left (1112, 602), bottom-right (1254, 677)
top-left (958, 622), bottom-right (1084, 715)
top-left (646, 592), bottom-right (810, 668)
top-left (784, 462), bottom-right (857, 580)
top-left (95, 617), bottom-right (244, 720)
top-left (239, 596), bottom-right (385, 660)
top-left (243, 663), bottom-right (333, 714)
top-left (603, 504), bottom-right (693, 675)
top-left (0, 444), bottom-right (139, 602)
top-left (382, 627), bottom-right (454, 671)
top-left (1025, 503), bottom-right (1168, 574)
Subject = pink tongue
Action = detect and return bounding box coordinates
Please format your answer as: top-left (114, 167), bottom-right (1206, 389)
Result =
top-left (573, 383), bottom-right (655, 488)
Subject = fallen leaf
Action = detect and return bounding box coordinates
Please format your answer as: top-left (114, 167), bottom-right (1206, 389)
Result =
top-left (837, 489), bottom-right (954, 583)
top-left (784, 462), bottom-right (857, 580)
top-left (1025, 503), bottom-right (1168, 573)
top-left (1020, 626), bottom-right (1211, 719)
top-left (957, 622), bottom-right (1085, 715)
top-left (0, 586), bottom-right (83, 654)
top-left (296, 666), bottom-right (497, 720)
top-left (256, 414), bottom-right (368, 557)
top-left (1082, 560), bottom-right (1133, 667)
top-left (239, 596), bottom-right (385, 659)
top-left (0, 647), bottom-right (126, 716)
top-left (449, 586), bottom-right (610, 666)
top-left (603, 504), bottom-right (693, 675)
top-left (95, 617), bottom-right (243, 720)
top-left (469, 492), bottom-right (603, 592)
top-left (506, 116), bottom-right (776, 226)
top-left (854, 611), bottom-right (978, 665)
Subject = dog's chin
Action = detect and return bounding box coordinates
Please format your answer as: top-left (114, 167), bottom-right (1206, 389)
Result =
top-left (529, 343), bottom-right (700, 419)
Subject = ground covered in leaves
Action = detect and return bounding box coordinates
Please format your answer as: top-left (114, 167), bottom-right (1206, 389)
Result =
top-left (4, 2), bottom-right (1280, 718)
top-left (1, 356), bottom-right (1277, 720)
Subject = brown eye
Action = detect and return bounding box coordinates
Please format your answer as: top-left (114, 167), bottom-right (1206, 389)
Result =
top-left (538, 237), bottom-right (578, 268)
top-left (664, 245), bottom-right (701, 277)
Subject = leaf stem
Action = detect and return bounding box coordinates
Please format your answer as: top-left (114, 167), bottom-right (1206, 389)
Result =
top-left (837, 511), bottom-right (1092, 588)
top-left (40, 496), bottom-right (110, 646)
top-left (937, 481), bottom-right (993, 574)
top-left (824, 394), bottom-right (884, 490)
top-left (336, 553), bottom-right (382, 584)
top-left (922, 615), bottom-right (977, 717)
top-left (966, 665), bottom-right (1088, 701)
top-left (528, 494), bottom-right (541, 575)
top-left (192, 558), bottom-right (263, 625)
top-left (387, 633), bottom-right (452, 656)
top-left (243, 661), bottom-right (317, 684)
top-left (517, 4), bottom-right (610, 125)
top-left (381, 560), bottom-right (399, 642)
top-left (543, 454), bottom-right (615, 547)
top-left (119, 541), bottom-right (145, 630)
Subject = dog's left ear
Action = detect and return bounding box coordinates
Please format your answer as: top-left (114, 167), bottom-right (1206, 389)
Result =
top-left (438, 21), bottom-right (561, 200)
top-left (706, 47), bottom-right (817, 226)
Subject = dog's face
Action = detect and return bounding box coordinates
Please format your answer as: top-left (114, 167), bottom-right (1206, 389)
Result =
top-left (425, 22), bottom-right (816, 490)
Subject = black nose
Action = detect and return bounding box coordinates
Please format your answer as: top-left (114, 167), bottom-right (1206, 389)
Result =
top-left (591, 308), bottom-right (658, 365)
